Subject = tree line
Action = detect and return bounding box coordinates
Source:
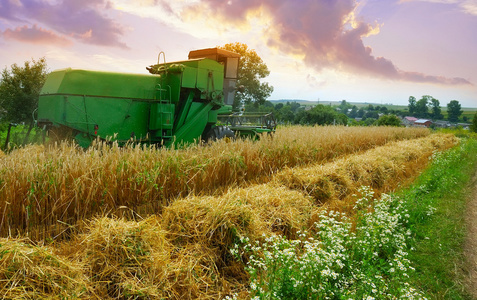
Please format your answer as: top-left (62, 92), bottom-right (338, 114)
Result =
top-left (407, 95), bottom-right (463, 122)
top-left (243, 100), bottom-right (403, 127)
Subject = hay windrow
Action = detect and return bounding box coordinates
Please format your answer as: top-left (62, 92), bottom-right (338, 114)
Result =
top-left (74, 216), bottom-right (172, 299)
top-left (160, 184), bottom-right (314, 298)
top-left (0, 238), bottom-right (91, 299)
top-left (275, 134), bottom-right (458, 209)
top-left (221, 184), bottom-right (314, 238)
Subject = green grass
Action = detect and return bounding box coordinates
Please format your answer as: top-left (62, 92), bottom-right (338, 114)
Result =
top-left (402, 137), bottom-right (477, 299)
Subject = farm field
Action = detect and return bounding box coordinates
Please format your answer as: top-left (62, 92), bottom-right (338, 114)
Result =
top-left (0, 126), bottom-right (470, 299)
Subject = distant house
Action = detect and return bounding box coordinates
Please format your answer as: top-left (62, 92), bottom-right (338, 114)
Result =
top-left (402, 116), bottom-right (418, 127)
top-left (414, 119), bottom-right (433, 127)
top-left (434, 120), bottom-right (450, 128)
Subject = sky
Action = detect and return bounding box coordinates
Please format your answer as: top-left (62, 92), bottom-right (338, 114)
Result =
top-left (0, 0), bottom-right (476, 108)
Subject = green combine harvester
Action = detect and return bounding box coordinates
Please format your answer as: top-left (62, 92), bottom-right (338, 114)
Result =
top-left (37, 48), bottom-right (276, 148)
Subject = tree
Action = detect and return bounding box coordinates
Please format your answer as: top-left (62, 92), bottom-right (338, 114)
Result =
top-left (415, 95), bottom-right (430, 118)
top-left (220, 43), bottom-right (273, 108)
top-left (357, 107), bottom-right (365, 118)
top-left (375, 114), bottom-right (402, 127)
top-left (470, 113), bottom-right (477, 133)
top-left (429, 97), bottom-right (443, 120)
top-left (408, 96), bottom-right (417, 115)
top-left (339, 100), bottom-right (350, 114)
top-left (276, 104), bottom-right (295, 123)
top-left (0, 58), bottom-right (48, 123)
top-left (364, 110), bottom-right (379, 119)
top-left (349, 105), bottom-right (358, 118)
top-left (447, 100), bottom-right (463, 122)
top-left (294, 104), bottom-right (347, 126)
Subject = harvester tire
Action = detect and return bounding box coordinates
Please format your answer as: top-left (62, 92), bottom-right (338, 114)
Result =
top-left (205, 126), bottom-right (235, 142)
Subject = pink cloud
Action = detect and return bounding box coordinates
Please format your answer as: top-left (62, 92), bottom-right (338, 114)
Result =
top-left (181, 0), bottom-right (471, 86)
top-left (2, 24), bottom-right (72, 46)
top-left (0, 0), bottom-right (127, 48)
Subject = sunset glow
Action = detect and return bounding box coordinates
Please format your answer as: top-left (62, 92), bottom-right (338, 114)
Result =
top-left (0, 0), bottom-right (476, 107)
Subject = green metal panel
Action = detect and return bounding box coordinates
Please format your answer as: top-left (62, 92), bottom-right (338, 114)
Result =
top-left (41, 69), bottom-right (160, 100)
top-left (184, 102), bottom-right (206, 124)
top-left (181, 67), bottom-right (197, 88)
top-left (37, 94), bottom-right (65, 125)
top-left (171, 103), bottom-right (213, 146)
top-left (158, 73), bottom-right (181, 103)
top-left (40, 70), bottom-right (66, 95)
top-left (61, 95), bottom-right (150, 141)
top-left (175, 91), bottom-right (195, 128)
top-left (150, 103), bottom-right (175, 131)
top-left (208, 109), bottom-right (218, 124)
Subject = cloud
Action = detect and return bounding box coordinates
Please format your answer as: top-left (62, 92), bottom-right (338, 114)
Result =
top-left (0, 0), bottom-right (127, 48)
top-left (0, 0), bottom-right (23, 21)
top-left (399, 0), bottom-right (477, 16)
top-left (2, 24), bottom-right (73, 46)
top-left (175, 0), bottom-right (470, 86)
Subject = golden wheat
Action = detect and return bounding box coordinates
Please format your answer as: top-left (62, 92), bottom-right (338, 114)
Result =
top-left (0, 126), bottom-right (428, 239)
top-left (0, 130), bottom-right (458, 299)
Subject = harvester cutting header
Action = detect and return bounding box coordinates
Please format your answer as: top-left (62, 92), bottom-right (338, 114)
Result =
top-left (37, 47), bottom-right (276, 148)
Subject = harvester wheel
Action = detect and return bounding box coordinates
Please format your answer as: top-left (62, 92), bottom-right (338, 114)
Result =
top-left (205, 126), bottom-right (235, 142)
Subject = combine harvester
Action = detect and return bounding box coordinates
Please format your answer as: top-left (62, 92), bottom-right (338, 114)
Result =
top-left (37, 48), bottom-right (276, 148)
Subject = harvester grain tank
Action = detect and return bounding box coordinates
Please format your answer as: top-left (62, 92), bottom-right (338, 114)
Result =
top-left (37, 48), bottom-right (276, 147)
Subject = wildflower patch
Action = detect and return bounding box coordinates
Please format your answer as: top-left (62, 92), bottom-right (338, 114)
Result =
top-left (231, 187), bottom-right (426, 299)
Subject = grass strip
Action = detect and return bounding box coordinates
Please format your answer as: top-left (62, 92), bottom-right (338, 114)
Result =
top-left (401, 137), bottom-right (477, 299)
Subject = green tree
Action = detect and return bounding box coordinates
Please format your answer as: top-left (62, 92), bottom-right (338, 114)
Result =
top-left (221, 43), bottom-right (273, 108)
top-left (357, 108), bottom-right (365, 118)
top-left (429, 97), bottom-right (443, 120)
top-left (0, 58), bottom-right (48, 123)
top-left (375, 114), bottom-right (402, 127)
top-left (470, 113), bottom-right (477, 133)
top-left (277, 104), bottom-right (295, 123)
top-left (364, 110), bottom-right (379, 119)
top-left (408, 96), bottom-right (417, 115)
top-left (349, 105), bottom-right (358, 118)
top-left (294, 105), bottom-right (347, 126)
top-left (447, 100), bottom-right (463, 122)
top-left (415, 95), bottom-right (431, 118)
top-left (339, 100), bottom-right (350, 114)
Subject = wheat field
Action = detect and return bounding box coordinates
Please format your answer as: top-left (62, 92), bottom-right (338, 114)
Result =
top-left (0, 126), bottom-right (429, 240)
top-left (0, 128), bottom-right (459, 299)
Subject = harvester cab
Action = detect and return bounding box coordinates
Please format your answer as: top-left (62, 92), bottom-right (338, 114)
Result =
top-left (37, 47), bottom-right (275, 148)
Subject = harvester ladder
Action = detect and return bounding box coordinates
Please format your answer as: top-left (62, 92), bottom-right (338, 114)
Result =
top-left (155, 83), bottom-right (173, 139)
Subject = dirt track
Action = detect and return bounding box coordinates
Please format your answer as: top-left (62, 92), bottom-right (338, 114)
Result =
top-left (465, 170), bottom-right (477, 298)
